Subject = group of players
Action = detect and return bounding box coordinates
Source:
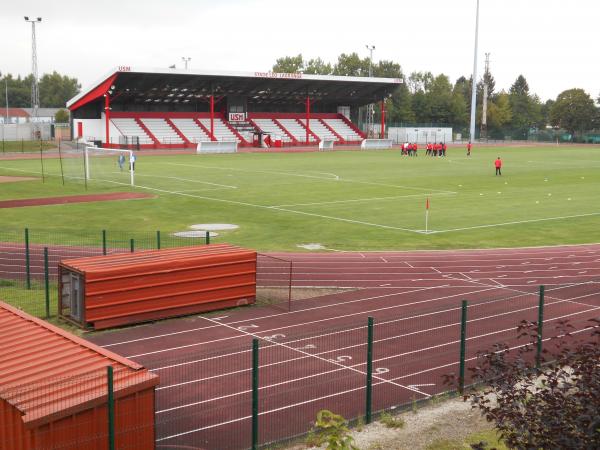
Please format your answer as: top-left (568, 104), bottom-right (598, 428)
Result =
top-left (400, 142), bottom-right (449, 157)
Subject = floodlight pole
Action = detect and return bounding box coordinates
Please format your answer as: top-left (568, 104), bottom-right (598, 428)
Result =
top-left (469, 0), bottom-right (480, 143)
top-left (24, 16), bottom-right (42, 139)
top-left (366, 45), bottom-right (375, 137)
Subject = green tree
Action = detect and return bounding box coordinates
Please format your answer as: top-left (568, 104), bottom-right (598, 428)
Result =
top-left (0, 73), bottom-right (32, 108)
top-left (38, 71), bottom-right (80, 107)
top-left (54, 109), bottom-right (69, 123)
top-left (303, 57), bottom-right (332, 75)
top-left (272, 54), bottom-right (304, 73)
top-left (373, 60), bottom-right (403, 79)
top-left (549, 88), bottom-right (597, 137)
top-left (508, 75), bottom-right (541, 139)
top-left (332, 53), bottom-right (370, 77)
top-left (484, 91), bottom-right (513, 138)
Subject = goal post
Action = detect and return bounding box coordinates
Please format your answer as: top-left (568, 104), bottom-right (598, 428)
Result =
top-left (84, 146), bottom-right (135, 187)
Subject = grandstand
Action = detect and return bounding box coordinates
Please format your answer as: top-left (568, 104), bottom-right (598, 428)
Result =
top-left (66, 67), bottom-right (400, 149)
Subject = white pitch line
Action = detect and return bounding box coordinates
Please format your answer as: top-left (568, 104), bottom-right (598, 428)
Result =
top-left (270, 192), bottom-right (454, 208)
top-left (121, 182), bottom-right (424, 234)
top-left (430, 211), bottom-right (600, 234)
top-left (134, 173), bottom-right (237, 189)
top-left (166, 162), bottom-right (457, 194)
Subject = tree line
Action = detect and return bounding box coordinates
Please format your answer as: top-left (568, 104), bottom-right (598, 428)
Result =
top-left (273, 53), bottom-right (600, 140)
top-left (0, 71), bottom-right (80, 110)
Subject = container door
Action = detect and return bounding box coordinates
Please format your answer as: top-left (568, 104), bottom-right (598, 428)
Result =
top-left (70, 273), bottom-right (83, 322)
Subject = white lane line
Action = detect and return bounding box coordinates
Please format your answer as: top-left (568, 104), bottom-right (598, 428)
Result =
top-left (155, 308), bottom-right (599, 441)
top-left (156, 295), bottom-right (573, 389)
top-left (104, 286), bottom-right (433, 349)
top-left (202, 315), bottom-right (430, 395)
top-left (151, 286), bottom-right (545, 374)
top-left (127, 285), bottom-right (493, 358)
top-left (429, 212), bottom-right (600, 234)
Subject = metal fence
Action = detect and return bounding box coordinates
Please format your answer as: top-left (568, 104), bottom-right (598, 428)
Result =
top-left (2, 280), bottom-right (598, 449)
top-left (1, 229), bottom-right (599, 449)
top-left (0, 228), bottom-right (296, 320)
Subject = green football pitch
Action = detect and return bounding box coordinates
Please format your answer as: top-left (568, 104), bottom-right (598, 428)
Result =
top-left (0, 145), bottom-right (599, 251)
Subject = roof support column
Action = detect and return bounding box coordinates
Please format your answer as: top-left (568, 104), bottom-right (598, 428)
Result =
top-left (305, 96), bottom-right (310, 145)
top-left (380, 99), bottom-right (385, 139)
top-left (104, 93), bottom-right (110, 147)
top-left (210, 94), bottom-right (216, 141)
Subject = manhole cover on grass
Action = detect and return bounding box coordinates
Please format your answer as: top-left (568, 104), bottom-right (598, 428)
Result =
top-left (173, 231), bottom-right (219, 238)
top-left (190, 223), bottom-right (239, 231)
top-left (297, 243), bottom-right (326, 250)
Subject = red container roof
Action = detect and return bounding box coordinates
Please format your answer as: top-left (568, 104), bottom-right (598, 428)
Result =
top-left (60, 244), bottom-right (255, 275)
top-left (0, 302), bottom-right (158, 427)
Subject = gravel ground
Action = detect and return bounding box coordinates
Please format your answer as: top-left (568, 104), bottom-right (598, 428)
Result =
top-left (285, 397), bottom-right (495, 450)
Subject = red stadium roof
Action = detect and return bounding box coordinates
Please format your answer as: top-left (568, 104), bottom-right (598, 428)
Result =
top-left (67, 66), bottom-right (402, 111)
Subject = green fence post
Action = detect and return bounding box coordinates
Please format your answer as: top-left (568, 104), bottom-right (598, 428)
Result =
top-left (102, 230), bottom-right (107, 255)
top-left (459, 300), bottom-right (468, 394)
top-left (205, 231), bottom-right (210, 245)
top-left (536, 285), bottom-right (545, 369)
top-left (107, 365), bottom-right (115, 450)
top-left (130, 238), bottom-right (135, 253)
top-left (365, 316), bottom-right (374, 424)
top-left (44, 247), bottom-right (50, 318)
top-left (25, 228), bottom-right (31, 290)
top-left (156, 230), bottom-right (161, 250)
top-left (252, 338), bottom-right (259, 450)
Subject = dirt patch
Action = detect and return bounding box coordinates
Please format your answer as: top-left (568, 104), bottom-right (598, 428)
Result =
top-left (0, 176), bottom-right (38, 183)
top-left (285, 397), bottom-right (495, 450)
top-left (0, 192), bottom-right (155, 209)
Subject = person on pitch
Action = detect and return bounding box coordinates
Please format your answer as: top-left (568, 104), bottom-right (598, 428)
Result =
top-left (426, 142), bottom-right (432, 156)
top-left (495, 156), bottom-right (502, 176)
top-left (467, 141), bottom-right (472, 156)
top-left (118, 153), bottom-right (125, 171)
top-left (130, 153), bottom-right (137, 171)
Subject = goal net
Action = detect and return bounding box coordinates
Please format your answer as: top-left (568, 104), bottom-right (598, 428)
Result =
top-left (84, 146), bottom-right (135, 187)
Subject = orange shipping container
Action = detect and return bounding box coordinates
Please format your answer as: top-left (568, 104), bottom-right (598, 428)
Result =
top-left (58, 244), bottom-right (257, 329)
top-left (0, 301), bottom-right (159, 450)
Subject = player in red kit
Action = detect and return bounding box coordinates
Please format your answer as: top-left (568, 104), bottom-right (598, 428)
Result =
top-left (495, 157), bottom-right (502, 176)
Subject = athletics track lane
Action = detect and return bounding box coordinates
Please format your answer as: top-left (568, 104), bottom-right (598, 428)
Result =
top-left (84, 244), bottom-right (600, 450)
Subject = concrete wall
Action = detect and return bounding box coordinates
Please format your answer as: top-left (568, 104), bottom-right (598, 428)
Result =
top-left (387, 127), bottom-right (453, 144)
top-left (0, 123), bottom-right (51, 140)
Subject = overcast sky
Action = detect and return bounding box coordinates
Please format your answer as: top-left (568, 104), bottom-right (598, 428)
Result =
top-left (1, 0), bottom-right (598, 102)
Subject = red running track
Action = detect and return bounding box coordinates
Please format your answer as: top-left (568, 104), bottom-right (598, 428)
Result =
top-left (80, 244), bottom-right (600, 449)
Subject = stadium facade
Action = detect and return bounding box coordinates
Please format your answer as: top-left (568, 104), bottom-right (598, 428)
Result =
top-left (66, 67), bottom-right (401, 149)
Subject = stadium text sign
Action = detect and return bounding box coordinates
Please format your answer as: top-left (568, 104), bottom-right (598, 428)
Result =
top-left (254, 71), bottom-right (303, 79)
top-left (228, 113), bottom-right (247, 122)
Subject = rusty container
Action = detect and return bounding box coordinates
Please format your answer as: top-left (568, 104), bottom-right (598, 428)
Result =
top-left (0, 301), bottom-right (159, 450)
top-left (58, 244), bottom-right (257, 329)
